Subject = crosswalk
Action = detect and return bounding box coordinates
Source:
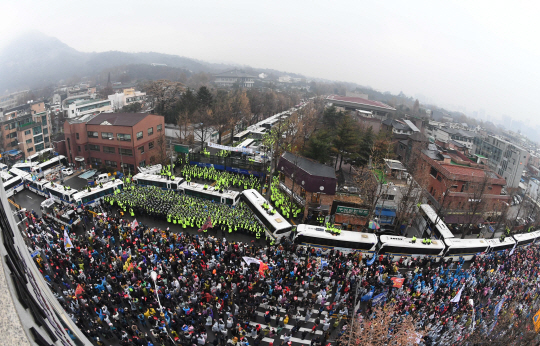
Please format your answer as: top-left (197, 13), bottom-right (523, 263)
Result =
top-left (222, 283), bottom-right (346, 346)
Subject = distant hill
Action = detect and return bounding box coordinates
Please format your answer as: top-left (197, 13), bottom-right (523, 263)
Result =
top-left (0, 32), bottom-right (233, 92)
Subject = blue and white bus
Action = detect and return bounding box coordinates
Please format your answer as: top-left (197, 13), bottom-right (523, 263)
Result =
top-left (45, 182), bottom-right (78, 206)
top-left (132, 173), bottom-right (184, 190)
top-left (12, 161), bottom-right (38, 173)
top-left (377, 235), bottom-right (446, 262)
top-left (3, 175), bottom-right (25, 197)
top-left (293, 224), bottom-right (378, 256)
top-left (33, 155), bottom-right (67, 178)
top-left (178, 181), bottom-right (241, 205)
top-left (73, 180), bottom-right (124, 207)
top-left (26, 148), bottom-right (55, 163)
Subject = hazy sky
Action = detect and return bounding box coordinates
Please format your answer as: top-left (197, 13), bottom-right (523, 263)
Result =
top-left (2, 0), bottom-right (540, 128)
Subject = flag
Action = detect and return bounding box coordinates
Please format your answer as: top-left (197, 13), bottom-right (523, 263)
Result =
top-left (75, 284), bottom-right (84, 296)
top-left (321, 260), bottom-right (328, 268)
top-left (242, 257), bottom-right (261, 265)
top-left (533, 308), bottom-right (540, 332)
top-left (360, 291), bottom-right (373, 302)
top-left (509, 243), bottom-right (517, 255)
top-left (258, 262), bottom-right (269, 277)
top-left (198, 216), bottom-right (213, 232)
top-left (494, 298), bottom-right (505, 317)
top-left (49, 192), bottom-right (56, 201)
top-left (64, 229), bottom-right (73, 249)
top-left (131, 219), bottom-right (139, 230)
top-left (366, 255), bottom-right (376, 266)
top-left (450, 285), bottom-right (464, 303)
top-left (391, 277), bottom-right (405, 288)
top-left (372, 292), bottom-right (387, 306)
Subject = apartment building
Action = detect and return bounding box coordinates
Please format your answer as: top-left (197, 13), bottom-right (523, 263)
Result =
top-left (0, 101), bottom-right (51, 159)
top-left (473, 135), bottom-right (528, 188)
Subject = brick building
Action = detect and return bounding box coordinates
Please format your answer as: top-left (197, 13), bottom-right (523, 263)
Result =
top-left (277, 152), bottom-right (337, 220)
top-left (64, 113), bottom-right (165, 174)
top-left (420, 148), bottom-right (510, 213)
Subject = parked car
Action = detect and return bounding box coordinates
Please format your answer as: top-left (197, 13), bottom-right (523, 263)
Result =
top-left (61, 168), bottom-right (73, 176)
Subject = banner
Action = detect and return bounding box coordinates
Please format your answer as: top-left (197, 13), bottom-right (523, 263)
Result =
top-left (509, 243), bottom-right (517, 256)
top-left (259, 262), bottom-right (269, 277)
top-left (391, 277), bottom-right (405, 288)
top-left (372, 292), bottom-right (387, 306)
top-left (243, 257), bottom-right (261, 265)
top-left (198, 217), bottom-right (213, 232)
top-left (366, 255), bottom-right (376, 266)
top-left (131, 219), bottom-right (139, 230)
top-left (450, 285), bottom-right (464, 303)
top-left (494, 298), bottom-right (505, 317)
top-left (208, 142), bottom-right (254, 154)
top-left (360, 291), bottom-right (373, 302)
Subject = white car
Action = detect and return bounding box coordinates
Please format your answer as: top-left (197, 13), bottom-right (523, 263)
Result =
top-left (62, 168), bottom-right (74, 176)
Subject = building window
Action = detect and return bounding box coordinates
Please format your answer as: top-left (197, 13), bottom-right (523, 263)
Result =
top-left (157, 124), bottom-right (162, 132)
top-left (139, 160), bottom-right (146, 167)
top-left (117, 133), bottom-right (131, 141)
top-left (90, 158), bottom-right (102, 166)
top-left (43, 128), bottom-right (48, 135)
top-left (44, 136), bottom-right (50, 143)
top-left (89, 144), bottom-right (100, 151)
top-left (87, 131), bottom-right (98, 138)
top-left (148, 127), bottom-right (153, 136)
top-left (382, 194), bottom-right (396, 201)
top-left (119, 148), bottom-right (133, 156)
top-left (103, 146), bottom-right (115, 154)
top-left (136, 131), bottom-right (143, 140)
top-left (138, 145), bottom-right (145, 154)
top-left (26, 138), bottom-right (32, 144)
top-left (33, 126), bottom-right (42, 135)
top-left (34, 135), bottom-right (43, 143)
top-left (76, 133), bottom-right (80, 140)
top-left (24, 130), bottom-right (31, 135)
top-left (149, 141), bottom-right (154, 149)
top-left (27, 147), bottom-right (34, 153)
top-left (121, 163), bottom-right (135, 173)
top-left (41, 115), bottom-right (47, 125)
top-left (77, 146), bottom-right (81, 152)
top-left (102, 132), bottom-right (114, 139)
top-left (105, 160), bottom-right (117, 167)
top-left (35, 143), bottom-right (44, 151)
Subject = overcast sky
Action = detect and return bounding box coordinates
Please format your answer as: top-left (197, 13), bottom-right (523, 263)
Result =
top-left (1, 0), bottom-right (540, 128)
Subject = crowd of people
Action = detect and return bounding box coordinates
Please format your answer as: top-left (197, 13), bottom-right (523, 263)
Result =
top-left (16, 174), bottom-right (540, 346)
top-left (269, 177), bottom-right (303, 221)
top-left (180, 166), bottom-right (261, 192)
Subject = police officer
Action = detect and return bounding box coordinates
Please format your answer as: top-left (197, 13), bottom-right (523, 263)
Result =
top-left (411, 236), bottom-right (417, 243)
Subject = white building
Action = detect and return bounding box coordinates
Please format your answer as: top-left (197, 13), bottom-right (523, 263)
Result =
top-left (214, 69), bottom-right (255, 88)
top-left (67, 99), bottom-right (112, 118)
top-left (108, 88), bottom-right (147, 111)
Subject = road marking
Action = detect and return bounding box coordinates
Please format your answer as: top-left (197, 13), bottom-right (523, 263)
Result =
top-left (26, 195), bottom-right (33, 199)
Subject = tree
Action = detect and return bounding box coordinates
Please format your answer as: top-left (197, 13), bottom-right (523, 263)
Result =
top-left (196, 86), bottom-right (213, 111)
top-left (228, 90), bottom-right (250, 144)
top-left (332, 114), bottom-right (360, 171)
top-left (142, 80), bottom-right (186, 123)
top-left (461, 173), bottom-right (492, 238)
top-left (303, 130), bottom-right (333, 164)
top-left (121, 102), bottom-right (142, 113)
top-left (212, 90), bottom-right (232, 144)
top-left (99, 86), bottom-right (114, 99)
top-left (339, 305), bottom-right (426, 346)
top-left (412, 99), bottom-right (420, 115)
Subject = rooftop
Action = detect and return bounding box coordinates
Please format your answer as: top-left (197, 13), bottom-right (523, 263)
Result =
top-left (86, 113), bottom-right (151, 126)
top-left (282, 152), bottom-right (336, 179)
top-left (326, 95), bottom-right (396, 111)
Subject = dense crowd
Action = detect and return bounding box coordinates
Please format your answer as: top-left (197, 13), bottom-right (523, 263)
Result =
top-left (18, 189), bottom-right (540, 346)
top-left (180, 166), bottom-right (261, 192)
top-left (269, 177), bottom-right (302, 220)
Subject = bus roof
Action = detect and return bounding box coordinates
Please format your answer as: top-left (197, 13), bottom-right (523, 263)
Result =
top-left (236, 138), bottom-right (256, 148)
top-left (242, 189), bottom-right (292, 231)
top-left (419, 204), bottom-right (454, 239)
top-left (46, 183), bottom-right (79, 197)
top-left (296, 224), bottom-right (377, 244)
top-left (379, 235), bottom-right (445, 249)
top-left (9, 167), bottom-right (31, 178)
top-left (180, 181), bottom-right (240, 200)
top-left (443, 238), bottom-right (489, 248)
top-left (513, 231), bottom-right (540, 243)
top-left (0, 171), bottom-right (13, 181)
top-left (485, 237), bottom-right (516, 247)
top-left (72, 180), bottom-right (124, 200)
top-left (133, 173), bottom-right (184, 184)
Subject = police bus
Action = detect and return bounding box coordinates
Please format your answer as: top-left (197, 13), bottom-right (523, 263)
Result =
top-left (485, 237), bottom-right (516, 254)
top-left (132, 173), bottom-right (184, 190)
top-left (73, 180), bottom-right (124, 207)
top-left (3, 175), bottom-right (25, 197)
top-left (233, 130), bottom-right (251, 143)
top-left (415, 204), bottom-right (455, 239)
top-left (26, 148), bottom-right (54, 163)
top-left (25, 177), bottom-right (52, 198)
top-left (12, 161), bottom-right (38, 173)
top-left (377, 235), bottom-right (446, 262)
top-left (240, 189), bottom-right (293, 241)
top-left (293, 224), bottom-right (378, 256)
top-left (513, 231), bottom-right (540, 246)
top-left (33, 155), bottom-right (68, 178)
top-left (178, 181), bottom-right (240, 206)
top-left (0, 163), bottom-right (8, 172)
top-left (45, 182), bottom-right (78, 205)
top-left (442, 238), bottom-right (489, 261)
top-left (0, 171), bottom-right (13, 182)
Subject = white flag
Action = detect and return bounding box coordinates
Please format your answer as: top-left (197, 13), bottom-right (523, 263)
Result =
top-left (131, 219), bottom-right (139, 230)
top-left (451, 285), bottom-right (464, 303)
top-left (63, 229), bottom-right (73, 249)
top-left (509, 242), bottom-right (517, 255)
top-left (243, 256), bottom-right (261, 265)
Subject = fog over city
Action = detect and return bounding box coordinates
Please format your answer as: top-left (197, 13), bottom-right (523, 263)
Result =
top-left (1, 0), bottom-right (540, 129)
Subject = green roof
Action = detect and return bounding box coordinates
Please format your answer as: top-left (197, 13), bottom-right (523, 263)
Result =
top-left (373, 169), bottom-right (387, 184)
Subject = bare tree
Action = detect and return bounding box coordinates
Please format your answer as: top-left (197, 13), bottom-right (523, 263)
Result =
top-left (461, 173), bottom-right (492, 238)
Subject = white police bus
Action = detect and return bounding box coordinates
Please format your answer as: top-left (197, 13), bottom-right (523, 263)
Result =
top-left (132, 173), bottom-right (184, 190)
top-left (416, 204), bottom-right (454, 239)
top-left (45, 182), bottom-right (78, 205)
top-left (73, 180), bottom-right (124, 207)
top-left (513, 231), bottom-right (540, 247)
top-left (240, 189), bottom-right (293, 241)
top-left (12, 161), bottom-right (38, 173)
top-left (33, 155), bottom-right (67, 178)
top-left (3, 175), bottom-right (25, 197)
top-left (178, 181), bottom-right (241, 205)
top-left (377, 235), bottom-right (446, 262)
top-left (293, 224), bottom-right (378, 256)
top-left (26, 148), bottom-right (54, 163)
top-left (442, 238), bottom-right (489, 262)
top-left (485, 237), bottom-right (516, 253)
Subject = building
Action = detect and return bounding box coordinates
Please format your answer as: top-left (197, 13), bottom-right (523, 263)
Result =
top-left (0, 180), bottom-right (92, 345)
top-left (64, 113), bottom-right (165, 174)
top-left (431, 127), bottom-right (475, 149)
top-left (354, 112), bottom-right (382, 134)
top-left (67, 99), bottom-right (112, 118)
top-left (381, 118), bottom-right (420, 139)
top-left (108, 88), bottom-right (147, 111)
top-left (395, 131), bottom-right (429, 165)
top-left (0, 101), bottom-right (51, 159)
top-left (473, 135), bottom-right (528, 188)
top-left (420, 148), bottom-right (510, 213)
top-left (277, 152), bottom-right (337, 220)
top-left (326, 95), bottom-right (396, 118)
top-left (214, 69), bottom-right (256, 88)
